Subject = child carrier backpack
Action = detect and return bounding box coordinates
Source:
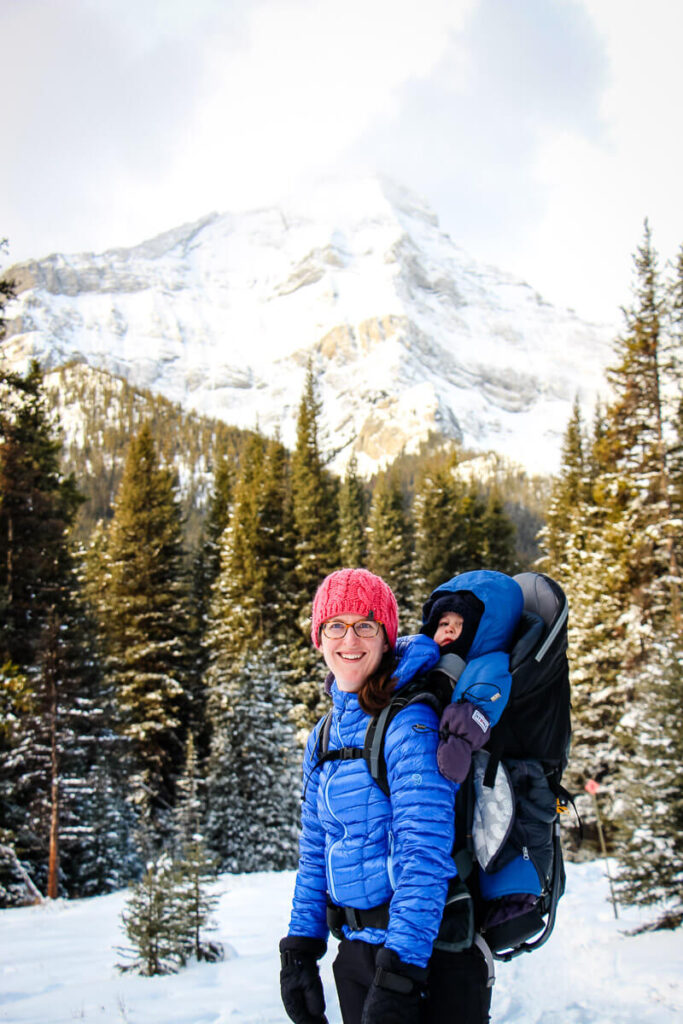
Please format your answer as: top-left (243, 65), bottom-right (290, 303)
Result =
top-left (317, 571), bottom-right (572, 966)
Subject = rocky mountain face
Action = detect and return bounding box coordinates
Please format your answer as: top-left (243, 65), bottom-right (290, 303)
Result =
top-left (2, 177), bottom-right (614, 476)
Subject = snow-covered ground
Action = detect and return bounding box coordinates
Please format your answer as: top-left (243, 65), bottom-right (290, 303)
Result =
top-left (0, 861), bottom-right (680, 1023)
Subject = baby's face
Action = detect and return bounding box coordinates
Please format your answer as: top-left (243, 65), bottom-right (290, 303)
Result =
top-left (433, 611), bottom-right (464, 647)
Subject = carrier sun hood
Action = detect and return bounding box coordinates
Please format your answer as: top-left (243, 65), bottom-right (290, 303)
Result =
top-left (423, 569), bottom-right (524, 661)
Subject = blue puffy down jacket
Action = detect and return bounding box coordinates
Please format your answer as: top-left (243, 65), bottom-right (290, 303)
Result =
top-left (287, 635), bottom-right (457, 968)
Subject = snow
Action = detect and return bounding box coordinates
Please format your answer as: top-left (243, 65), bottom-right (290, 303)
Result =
top-left (0, 861), bottom-right (681, 1023)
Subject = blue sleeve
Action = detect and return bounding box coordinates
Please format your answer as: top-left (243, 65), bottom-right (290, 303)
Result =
top-left (451, 651), bottom-right (512, 726)
top-left (288, 723), bottom-right (329, 940)
top-left (382, 703), bottom-right (457, 967)
top-left (394, 633), bottom-right (441, 686)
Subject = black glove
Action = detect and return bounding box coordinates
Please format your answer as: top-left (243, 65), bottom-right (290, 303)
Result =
top-left (279, 935), bottom-right (328, 1024)
top-left (361, 946), bottom-right (428, 1024)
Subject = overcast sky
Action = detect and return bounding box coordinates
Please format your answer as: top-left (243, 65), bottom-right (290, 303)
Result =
top-left (2, 0), bottom-right (682, 326)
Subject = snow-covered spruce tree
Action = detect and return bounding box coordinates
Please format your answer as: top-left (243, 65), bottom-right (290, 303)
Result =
top-left (536, 401), bottom-right (630, 845)
top-left (288, 365), bottom-right (339, 735)
top-left (537, 396), bottom-right (590, 573)
top-left (338, 454), bottom-right (368, 568)
top-left (614, 631), bottom-right (683, 925)
top-left (173, 841), bottom-right (223, 963)
top-left (481, 487), bottom-right (519, 576)
top-left (189, 456), bottom-right (235, 763)
top-left (173, 733), bottom-right (204, 850)
top-left (560, 501), bottom-right (634, 849)
top-left (194, 452), bottom-right (234, 608)
top-left (602, 222), bottom-right (681, 628)
top-left (411, 451), bottom-right (489, 611)
top-left (0, 362), bottom-right (116, 897)
top-left (171, 735), bottom-right (223, 963)
top-left (575, 224), bottom-right (683, 897)
top-left (203, 432), bottom-right (269, 664)
top-left (97, 423), bottom-right (194, 840)
top-left (666, 245), bottom-right (683, 567)
top-left (607, 252), bottom-right (683, 906)
top-left (0, 360), bottom-right (83, 669)
top-left (365, 469), bottom-right (415, 627)
top-left (205, 644), bottom-right (300, 872)
top-left (203, 435), bottom-right (300, 868)
top-left (118, 854), bottom-right (190, 976)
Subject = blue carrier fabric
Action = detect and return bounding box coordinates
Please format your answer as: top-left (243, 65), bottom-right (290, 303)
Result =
top-left (449, 571), bottom-right (571, 961)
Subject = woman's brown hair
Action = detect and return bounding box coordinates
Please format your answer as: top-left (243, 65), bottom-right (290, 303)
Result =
top-left (357, 642), bottom-right (398, 715)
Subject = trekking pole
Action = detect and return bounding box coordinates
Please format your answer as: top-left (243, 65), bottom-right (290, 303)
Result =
top-left (585, 779), bottom-right (618, 919)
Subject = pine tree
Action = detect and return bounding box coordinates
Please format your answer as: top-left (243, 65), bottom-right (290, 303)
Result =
top-left (59, 551), bottom-right (137, 897)
top-left (539, 393), bottom-right (636, 847)
top-left (560, 493), bottom-right (633, 847)
top-left (538, 397), bottom-right (589, 572)
top-left (205, 644), bottom-right (299, 873)
top-left (189, 452), bottom-right (235, 757)
top-left (411, 453), bottom-right (487, 613)
top-left (204, 433), bottom-right (268, 662)
top-left (602, 226), bottom-right (683, 909)
top-left (290, 364), bottom-right (339, 597)
top-left (288, 366), bottom-right (339, 734)
top-left (192, 452), bottom-right (234, 634)
top-left (365, 469), bottom-right (414, 625)
top-left (0, 361), bottom-right (82, 667)
top-left (173, 734), bottom-right (204, 851)
top-left (481, 488), bottom-right (518, 575)
top-left (615, 631), bottom-right (683, 924)
top-left (174, 842), bottom-right (223, 963)
top-left (338, 454), bottom-right (368, 567)
top-left (0, 362), bottom-right (108, 897)
top-left (97, 423), bottom-right (193, 836)
top-left (541, 224), bottom-right (683, 882)
top-left (604, 221), bottom-right (681, 627)
top-left (172, 735), bottom-right (223, 962)
top-left (118, 855), bottom-right (190, 976)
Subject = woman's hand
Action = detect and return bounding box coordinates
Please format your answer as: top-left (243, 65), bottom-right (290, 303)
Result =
top-left (279, 936), bottom-right (328, 1024)
top-left (361, 947), bottom-right (427, 1024)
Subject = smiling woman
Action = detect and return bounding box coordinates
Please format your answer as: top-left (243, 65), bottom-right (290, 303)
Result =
top-left (278, 568), bottom-right (489, 1024)
top-left (311, 570), bottom-right (398, 712)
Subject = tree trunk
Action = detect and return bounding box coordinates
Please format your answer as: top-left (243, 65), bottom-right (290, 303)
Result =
top-left (46, 610), bottom-right (60, 900)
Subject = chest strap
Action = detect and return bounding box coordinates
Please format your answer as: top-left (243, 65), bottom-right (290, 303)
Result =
top-left (301, 744), bottom-right (365, 802)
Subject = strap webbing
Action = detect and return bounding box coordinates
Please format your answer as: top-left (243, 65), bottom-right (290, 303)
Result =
top-left (326, 900), bottom-right (391, 935)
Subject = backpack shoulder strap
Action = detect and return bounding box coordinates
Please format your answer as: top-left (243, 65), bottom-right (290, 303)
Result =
top-left (302, 709), bottom-right (365, 801)
top-left (364, 686), bottom-right (444, 797)
top-left (317, 708), bottom-right (333, 758)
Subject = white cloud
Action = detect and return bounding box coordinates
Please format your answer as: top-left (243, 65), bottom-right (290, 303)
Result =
top-left (1, 0), bottom-right (681, 329)
top-left (507, 0), bottom-right (683, 322)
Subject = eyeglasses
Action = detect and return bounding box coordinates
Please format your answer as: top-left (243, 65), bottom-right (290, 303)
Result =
top-left (321, 619), bottom-right (383, 640)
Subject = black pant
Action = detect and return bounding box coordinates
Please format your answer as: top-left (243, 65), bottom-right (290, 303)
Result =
top-left (332, 938), bottom-right (492, 1024)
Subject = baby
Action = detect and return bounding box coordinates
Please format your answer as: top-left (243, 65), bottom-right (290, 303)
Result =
top-left (433, 609), bottom-right (464, 648)
top-left (419, 576), bottom-right (523, 784)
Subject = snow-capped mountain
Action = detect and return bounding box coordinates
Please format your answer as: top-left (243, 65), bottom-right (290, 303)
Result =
top-left (2, 178), bottom-right (615, 475)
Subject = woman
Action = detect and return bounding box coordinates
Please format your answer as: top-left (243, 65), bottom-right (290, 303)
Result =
top-left (279, 567), bottom-right (457, 1024)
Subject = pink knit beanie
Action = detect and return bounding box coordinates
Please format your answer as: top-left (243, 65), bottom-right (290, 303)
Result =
top-left (311, 568), bottom-right (399, 649)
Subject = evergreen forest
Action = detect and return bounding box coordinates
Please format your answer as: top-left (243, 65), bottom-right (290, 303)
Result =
top-left (1, 223), bottom-right (681, 933)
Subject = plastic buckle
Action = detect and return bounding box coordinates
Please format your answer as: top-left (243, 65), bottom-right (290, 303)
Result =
top-left (346, 907), bottom-right (362, 930)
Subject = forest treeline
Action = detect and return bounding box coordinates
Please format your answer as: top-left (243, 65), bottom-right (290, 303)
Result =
top-left (0, 223), bottom-right (681, 929)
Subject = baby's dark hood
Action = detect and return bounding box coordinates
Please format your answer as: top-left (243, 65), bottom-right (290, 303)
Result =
top-left (421, 569), bottom-right (524, 661)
